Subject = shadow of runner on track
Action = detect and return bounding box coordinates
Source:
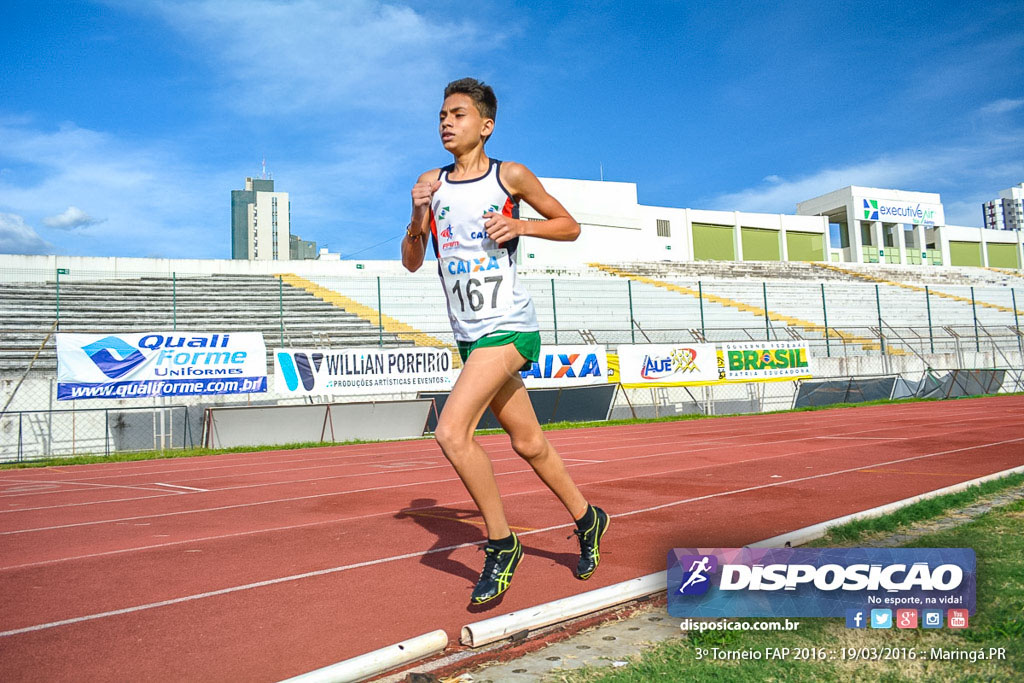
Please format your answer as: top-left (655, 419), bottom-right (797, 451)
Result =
top-left (395, 498), bottom-right (581, 609)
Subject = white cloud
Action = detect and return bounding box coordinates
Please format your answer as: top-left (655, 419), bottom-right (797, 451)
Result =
top-left (0, 119), bottom-right (233, 259)
top-left (142, 0), bottom-right (499, 116)
top-left (0, 213), bottom-right (55, 255)
top-left (42, 206), bottom-right (102, 230)
top-left (979, 98), bottom-right (1024, 116)
top-left (702, 130), bottom-right (1024, 225)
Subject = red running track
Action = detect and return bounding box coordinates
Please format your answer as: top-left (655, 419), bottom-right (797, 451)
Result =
top-left (1, 396), bottom-right (1023, 682)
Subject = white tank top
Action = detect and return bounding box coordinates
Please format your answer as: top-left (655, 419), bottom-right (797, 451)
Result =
top-left (429, 159), bottom-right (539, 342)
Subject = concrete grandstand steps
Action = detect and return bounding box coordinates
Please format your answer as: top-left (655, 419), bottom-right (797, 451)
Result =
top-left (0, 274), bottom-right (411, 374)
top-left (602, 260), bottom-right (854, 283)
top-left (597, 260), bottom-right (1019, 288)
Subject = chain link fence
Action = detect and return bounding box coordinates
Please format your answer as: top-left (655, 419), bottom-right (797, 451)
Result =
top-left (2, 266), bottom-right (1023, 462)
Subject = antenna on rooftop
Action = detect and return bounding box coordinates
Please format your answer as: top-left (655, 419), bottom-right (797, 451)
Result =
top-left (261, 157), bottom-right (267, 180)
top-left (600, 162), bottom-right (604, 182)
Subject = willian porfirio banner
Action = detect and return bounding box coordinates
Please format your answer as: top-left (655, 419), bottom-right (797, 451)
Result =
top-left (274, 347), bottom-right (453, 396)
top-left (519, 345), bottom-right (609, 389)
top-left (668, 547), bottom-right (975, 618)
top-left (57, 332), bottom-right (267, 400)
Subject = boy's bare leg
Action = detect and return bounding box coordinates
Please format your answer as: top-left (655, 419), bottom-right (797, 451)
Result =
top-left (434, 343), bottom-right (530, 540)
top-left (489, 375), bottom-right (588, 520)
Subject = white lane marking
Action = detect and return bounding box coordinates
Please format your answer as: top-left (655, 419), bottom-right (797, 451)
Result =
top-left (817, 436), bottom-right (911, 440)
top-left (1, 415), bottom-right (1015, 535)
top-left (0, 406), bottom-right (1004, 516)
top-left (152, 483), bottom-right (209, 492)
top-left (3, 435), bottom-right (1021, 638)
top-left (0, 400), bottom-right (1002, 488)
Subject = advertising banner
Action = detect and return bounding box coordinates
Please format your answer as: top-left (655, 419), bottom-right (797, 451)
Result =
top-left (274, 347), bottom-right (453, 396)
top-left (668, 547), bottom-right (976, 619)
top-left (520, 345), bottom-right (609, 389)
top-left (616, 344), bottom-right (720, 387)
top-left (857, 197), bottom-right (944, 226)
top-left (721, 341), bottom-right (812, 381)
top-left (56, 332), bottom-right (267, 400)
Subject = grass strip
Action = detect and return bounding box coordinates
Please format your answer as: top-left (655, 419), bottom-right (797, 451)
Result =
top-left (808, 471), bottom-right (1024, 545)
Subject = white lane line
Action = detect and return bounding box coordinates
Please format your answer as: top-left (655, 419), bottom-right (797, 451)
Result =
top-left (2, 400), bottom-right (1000, 487)
top-left (152, 483), bottom-right (209, 493)
top-left (817, 436), bottom-right (911, 440)
top-left (1, 407), bottom-right (1002, 515)
top-left (3, 435), bottom-right (1021, 639)
top-left (1, 416), bottom-right (1014, 534)
top-left (0, 480), bottom-right (171, 494)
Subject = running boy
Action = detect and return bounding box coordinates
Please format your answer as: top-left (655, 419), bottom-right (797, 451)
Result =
top-left (401, 78), bottom-right (609, 605)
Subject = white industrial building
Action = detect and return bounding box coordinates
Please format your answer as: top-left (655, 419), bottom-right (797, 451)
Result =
top-left (516, 179), bottom-right (1024, 269)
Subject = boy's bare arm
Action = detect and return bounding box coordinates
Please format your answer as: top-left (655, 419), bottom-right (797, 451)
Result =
top-left (484, 162), bottom-right (580, 245)
top-left (402, 169), bottom-right (441, 272)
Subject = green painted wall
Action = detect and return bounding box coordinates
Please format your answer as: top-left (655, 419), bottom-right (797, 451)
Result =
top-left (786, 232), bottom-right (825, 261)
top-left (986, 243), bottom-right (1019, 269)
top-left (949, 241), bottom-right (983, 267)
top-left (740, 227), bottom-right (780, 261)
top-left (692, 223), bottom-right (735, 261)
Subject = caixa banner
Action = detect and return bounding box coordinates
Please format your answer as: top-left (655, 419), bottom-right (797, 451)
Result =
top-left (668, 547), bottom-right (975, 618)
top-left (56, 332), bottom-right (268, 400)
top-left (519, 345), bottom-right (609, 389)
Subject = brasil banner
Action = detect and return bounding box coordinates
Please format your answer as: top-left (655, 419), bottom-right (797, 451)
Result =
top-left (721, 341), bottom-right (811, 381)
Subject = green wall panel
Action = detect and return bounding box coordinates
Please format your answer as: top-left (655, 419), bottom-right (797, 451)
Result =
top-left (786, 232), bottom-right (825, 262)
top-left (986, 243), bottom-right (1019, 269)
top-left (740, 227), bottom-right (780, 261)
top-left (949, 241), bottom-right (982, 267)
top-left (692, 223), bottom-right (735, 261)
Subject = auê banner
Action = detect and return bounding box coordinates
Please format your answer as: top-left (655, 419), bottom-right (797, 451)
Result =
top-left (721, 341), bottom-right (812, 381)
top-left (668, 547), bottom-right (975, 619)
top-left (519, 345), bottom-right (609, 389)
top-left (56, 332), bottom-right (267, 400)
top-left (274, 347), bottom-right (453, 396)
top-left (616, 344), bottom-right (719, 386)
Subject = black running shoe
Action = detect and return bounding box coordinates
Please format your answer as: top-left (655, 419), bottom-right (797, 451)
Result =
top-left (471, 533), bottom-right (524, 604)
top-left (572, 506), bottom-right (609, 580)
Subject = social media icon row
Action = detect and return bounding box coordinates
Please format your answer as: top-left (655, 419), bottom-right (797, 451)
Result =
top-left (846, 609), bottom-right (968, 629)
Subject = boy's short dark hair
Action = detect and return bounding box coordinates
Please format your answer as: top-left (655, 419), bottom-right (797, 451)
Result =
top-left (444, 77), bottom-right (497, 122)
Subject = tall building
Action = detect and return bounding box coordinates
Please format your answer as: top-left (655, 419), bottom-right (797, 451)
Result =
top-left (231, 177), bottom-right (290, 260)
top-left (983, 183), bottom-right (1024, 231)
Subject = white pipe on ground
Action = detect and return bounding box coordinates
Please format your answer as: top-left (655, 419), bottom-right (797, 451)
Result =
top-left (461, 572), bottom-right (666, 647)
top-left (277, 629), bottom-right (448, 683)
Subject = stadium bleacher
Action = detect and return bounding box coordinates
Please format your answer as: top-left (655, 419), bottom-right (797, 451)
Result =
top-left (0, 273), bottom-right (410, 373)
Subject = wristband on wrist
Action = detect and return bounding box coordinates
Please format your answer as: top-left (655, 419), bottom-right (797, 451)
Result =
top-left (405, 223), bottom-right (420, 239)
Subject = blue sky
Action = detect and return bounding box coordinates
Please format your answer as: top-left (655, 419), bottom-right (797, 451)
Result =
top-left (1, 0), bottom-right (1022, 260)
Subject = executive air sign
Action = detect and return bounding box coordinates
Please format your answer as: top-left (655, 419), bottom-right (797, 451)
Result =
top-left (858, 197), bottom-right (945, 226)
